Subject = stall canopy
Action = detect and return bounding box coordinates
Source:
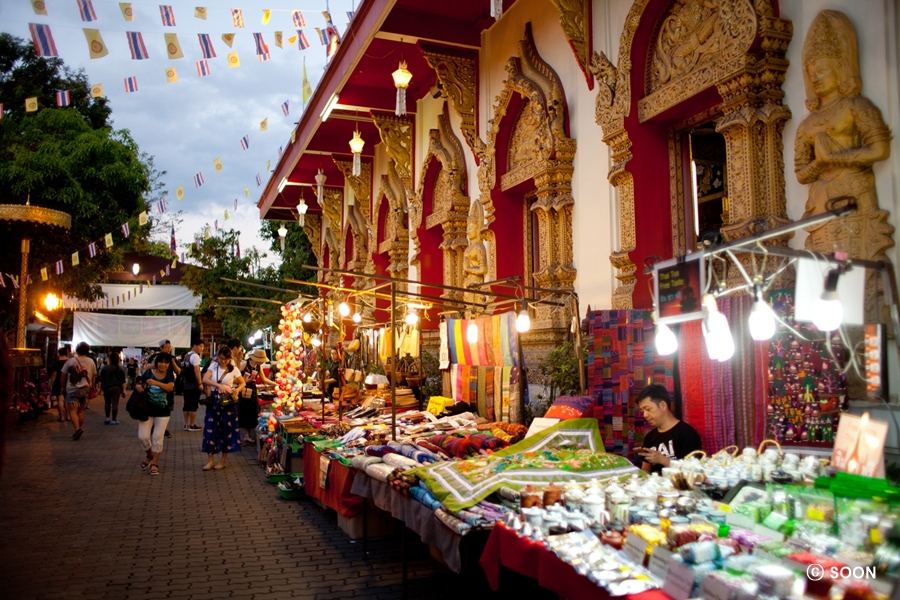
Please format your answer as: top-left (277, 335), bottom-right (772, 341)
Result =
top-left (64, 284), bottom-right (200, 311)
top-left (73, 312), bottom-right (191, 348)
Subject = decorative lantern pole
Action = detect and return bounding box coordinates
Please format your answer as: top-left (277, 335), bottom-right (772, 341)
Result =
top-left (391, 60), bottom-right (412, 116)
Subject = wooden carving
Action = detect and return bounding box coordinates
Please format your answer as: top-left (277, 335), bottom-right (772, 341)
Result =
top-left (303, 214), bottom-right (323, 281)
top-left (421, 46), bottom-right (478, 152)
top-left (795, 10), bottom-right (893, 319)
top-left (321, 188), bottom-right (344, 277)
top-left (377, 161), bottom-right (409, 255)
top-left (334, 158), bottom-right (374, 272)
top-left (463, 200), bottom-right (487, 310)
top-left (548, 0), bottom-right (593, 89)
top-left (371, 113), bottom-right (413, 186)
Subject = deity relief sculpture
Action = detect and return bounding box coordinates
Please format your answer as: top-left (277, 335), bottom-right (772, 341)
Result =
top-left (463, 200), bottom-right (487, 309)
top-left (795, 11), bottom-right (893, 269)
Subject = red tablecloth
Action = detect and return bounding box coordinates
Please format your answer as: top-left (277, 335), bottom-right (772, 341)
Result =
top-left (480, 523), bottom-right (672, 600)
top-left (302, 443), bottom-right (363, 518)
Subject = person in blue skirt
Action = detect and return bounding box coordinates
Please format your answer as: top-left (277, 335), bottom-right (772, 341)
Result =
top-left (201, 346), bottom-right (246, 470)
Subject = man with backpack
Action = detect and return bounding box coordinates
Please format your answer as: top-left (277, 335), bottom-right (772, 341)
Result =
top-left (182, 338), bottom-right (205, 431)
top-left (60, 342), bottom-right (98, 441)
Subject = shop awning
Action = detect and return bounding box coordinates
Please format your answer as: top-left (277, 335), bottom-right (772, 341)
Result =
top-left (73, 312), bottom-right (192, 348)
top-left (63, 283), bottom-right (200, 311)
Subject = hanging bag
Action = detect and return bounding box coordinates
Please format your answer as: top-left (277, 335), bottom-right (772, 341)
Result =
top-left (125, 389), bottom-right (149, 421)
top-left (215, 364), bottom-right (239, 407)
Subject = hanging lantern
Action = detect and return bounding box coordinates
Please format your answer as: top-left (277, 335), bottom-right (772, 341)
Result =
top-left (491, 0), bottom-right (503, 20)
top-left (277, 224), bottom-right (288, 251)
top-left (348, 129), bottom-right (364, 177)
top-left (296, 198), bottom-right (308, 227)
top-left (315, 168), bottom-right (326, 201)
top-left (392, 60), bottom-right (412, 116)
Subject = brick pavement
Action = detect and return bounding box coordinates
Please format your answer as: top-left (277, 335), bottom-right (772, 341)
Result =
top-left (0, 398), bottom-right (495, 600)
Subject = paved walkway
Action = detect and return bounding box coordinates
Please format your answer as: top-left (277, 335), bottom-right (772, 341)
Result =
top-left (0, 398), bottom-right (466, 600)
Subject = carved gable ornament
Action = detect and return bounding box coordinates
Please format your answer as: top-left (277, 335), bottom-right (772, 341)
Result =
top-left (639, 0), bottom-right (758, 122)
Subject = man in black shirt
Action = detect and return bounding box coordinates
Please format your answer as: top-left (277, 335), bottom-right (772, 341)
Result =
top-left (635, 384), bottom-right (702, 474)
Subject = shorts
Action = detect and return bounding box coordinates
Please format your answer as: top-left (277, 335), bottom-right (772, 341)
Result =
top-left (65, 387), bottom-right (89, 404)
top-left (183, 389), bottom-right (201, 412)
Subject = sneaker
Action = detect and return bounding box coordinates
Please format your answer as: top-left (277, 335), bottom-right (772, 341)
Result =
top-left (111, 421), bottom-right (120, 425)
top-left (104, 419), bottom-right (111, 424)
top-left (189, 425), bottom-right (202, 431)
top-left (164, 430), bottom-right (172, 438)
top-left (183, 425), bottom-right (190, 431)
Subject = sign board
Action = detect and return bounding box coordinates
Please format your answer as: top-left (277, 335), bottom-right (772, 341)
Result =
top-left (833, 413), bottom-right (887, 478)
top-left (662, 559), bottom-right (695, 600)
top-left (648, 546), bottom-right (673, 580)
top-left (654, 253), bottom-right (705, 324)
top-left (623, 534), bottom-right (649, 566)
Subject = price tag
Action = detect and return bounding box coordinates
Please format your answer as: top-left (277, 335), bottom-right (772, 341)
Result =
top-left (699, 574), bottom-right (732, 600)
top-left (648, 546), bottom-right (673, 580)
top-left (663, 560), bottom-right (695, 600)
top-left (623, 534), bottom-right (649, 566)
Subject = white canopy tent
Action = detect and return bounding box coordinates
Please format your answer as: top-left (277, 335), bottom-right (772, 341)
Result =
top-left (63, 284), bottom-right (200, 311)
top-left (73, 312), bottom-right (192, 348)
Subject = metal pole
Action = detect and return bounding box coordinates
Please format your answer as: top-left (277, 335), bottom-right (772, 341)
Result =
top-left (390, 281), bottom-right (397, 442)
top-left (16, 238), bottom-right (30, 348)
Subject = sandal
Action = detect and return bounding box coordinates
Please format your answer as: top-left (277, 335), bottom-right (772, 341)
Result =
top-left (149, 465), bottom-right (160, 476)
top-left (141, 460), bottom-right (152, 470)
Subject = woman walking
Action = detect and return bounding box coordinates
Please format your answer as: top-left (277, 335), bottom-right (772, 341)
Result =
top-left (98, 352), bottom-right (126, 425)
top-left (61, 342), bottom-right (97, 441)
top-left (135, 353), bottom-right (175, 476)
top-left (201, 347), bottom-right (245, 470)
top-left (50, 347), bottom-right (69, 422)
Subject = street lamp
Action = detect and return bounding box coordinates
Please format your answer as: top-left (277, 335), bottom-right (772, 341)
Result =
top-left (44, 293), bottom-right (60, 311)
top-left (132, 262), bottom-right (140, 276)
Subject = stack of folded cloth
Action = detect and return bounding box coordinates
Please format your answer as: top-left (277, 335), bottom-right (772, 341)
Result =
top-left (393, 388), bottom-right (418, 407)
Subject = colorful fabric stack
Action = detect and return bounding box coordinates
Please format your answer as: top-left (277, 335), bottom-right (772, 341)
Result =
top-left (544, 395), bottom-right (595, 420)
top-left (446, 311), bottom-right (519, 367)
top-left (426, 432), bottom-right (509, 459)
top-left (450, 365), bottom-right (520, 421)
top-left (476, 422), bottom-right (528, 444)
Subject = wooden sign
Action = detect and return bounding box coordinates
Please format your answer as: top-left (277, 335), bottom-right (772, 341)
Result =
top-left (654, 253), bottom-right (705, 324)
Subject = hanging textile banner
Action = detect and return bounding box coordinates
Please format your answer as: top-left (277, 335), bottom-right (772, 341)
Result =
top-left (446, 311), bottom-right (518, 367)
top-left (73, 312), bottom-right (191, 348)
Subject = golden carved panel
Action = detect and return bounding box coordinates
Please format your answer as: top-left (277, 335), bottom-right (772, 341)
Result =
top-left (303, 214), bottom-right (323, 280)
top-left (371, 114), bottom-right (413, 186)
top-left (548, 0), bottom-right (593, 89)
top-left (333, 158), bottom-right (371, 224)
top-left (321, 188), bottom-right (344, 270)
top-left (420, 47), bottom-right (478, 151)
top-left (377, 161), bottom-right (408, 256)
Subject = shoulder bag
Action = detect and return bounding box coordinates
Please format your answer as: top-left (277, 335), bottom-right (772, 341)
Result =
top-left (215, 364), bottom-right (239, 407)
top-left (125, 390), bottom-right (149, 421)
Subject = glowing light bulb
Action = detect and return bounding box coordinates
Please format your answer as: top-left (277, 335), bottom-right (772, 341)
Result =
top-left (811, 292), bottom-right (843, 332)
top-left (748, 298), bottom-right (776, 341)
top-left (338, 302), bottom-right (350, 317)
top-left (467, 322), bottom-right (478, 343)
top-left (515, 308), bottom-right (531, 333)
top-left (352, 313), bottom-right (362, 323)
top-left (702, 295), bottom-right (734, 362)
top-left (303, 312), bottom-right (312, 323)
top-left (655, 323), bottom-right (678, 356)
top-left (405, 309), bottom-right (418, 326)
top-left (311, 336), bottom-right (321, 347)
top-left (132, 263), bottom-right (140, 276)
top-left (275, 335), bottom-right (282, 344)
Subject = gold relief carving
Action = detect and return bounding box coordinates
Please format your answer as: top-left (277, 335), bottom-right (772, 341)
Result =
top-left (377, 161), bottom-right (409, 256)
top-left (640, 0), bottom-right (758, 122)
top-left (548, 0), bottom-right (593, 89)
top-left (335, 159), bottom-right (374, 273)
top-left (371, 113), bottom-right (413, 186)
top-left (333, 159), bottom-right (371, 224)
top-left (303, 214), bottom-right (323, 281)
top-left (321, 189), bottom-right (344, 278)
top-left (420, 48), bottom-right (478, 151)
top-left (463, 200), bottom-right (487, 310)
top-left (795, 10), bottom-right (893, 321)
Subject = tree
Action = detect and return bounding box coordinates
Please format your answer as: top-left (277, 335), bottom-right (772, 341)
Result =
top-left (0, 34), bottom-right (152, 331)
top-left (259, 220), bottom-right (317, 288)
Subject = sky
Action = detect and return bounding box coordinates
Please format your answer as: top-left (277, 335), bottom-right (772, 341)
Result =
top-left (2, 0), bottom-right (356, 267)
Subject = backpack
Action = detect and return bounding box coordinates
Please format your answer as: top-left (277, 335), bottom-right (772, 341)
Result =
top-left (68, 358), bottom-right (86, 385)
top-left (182, 352), bottom-right (197, 383)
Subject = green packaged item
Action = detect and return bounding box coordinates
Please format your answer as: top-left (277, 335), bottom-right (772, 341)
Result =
top-left (732, 500), bottom-right (772, 523)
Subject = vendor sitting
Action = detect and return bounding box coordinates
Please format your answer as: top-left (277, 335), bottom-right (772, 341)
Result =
top-left (635, 384), bottom-right (702, 474)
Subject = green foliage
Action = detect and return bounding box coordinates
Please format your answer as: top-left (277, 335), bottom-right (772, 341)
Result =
top-left (420, 349), bottom-right (443, 401)
top-left (530, 342), bottom-right (581, 419)
top-left (259, 220), bottom-right (317, 289)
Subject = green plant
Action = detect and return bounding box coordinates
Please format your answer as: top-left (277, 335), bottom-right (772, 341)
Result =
top-left (531, 342), bottom-right (581, 419)
top-left (367, 363), bottom-right (385, 376)
top-left (421, 349), bottom-right (443, 401)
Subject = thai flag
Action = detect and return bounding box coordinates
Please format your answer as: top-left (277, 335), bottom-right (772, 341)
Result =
top-left (56, 90), bottom-right (70, 107)
top-left (297, 30), bottom-right (309, 50)
top-left (126, 31), bottom-right (149, 60)
top-left (214, 219), bottom-right (218, 231)
top-left (157, 199), bottom-right (167, 214)
top-left (180, 252), bottom-right (186, 263)
top-left (55, 260), bottom-right (64, 275)
top-left (88, 242), bottom-right (97, 258)
top-left (159, 5), bottom-right (176, 26)
top-left (124, 76), bottom-right (138, 93)
top-left (152, 275), bottom-right (157, 285)
top-left (196, 59), bottom-right (210, 78)
top-left (281, 101), bottom-right (289, 117)
top-left (8, 274), bottom-right (18, 289)
top-left (194, 172), bottom-right (204, 188)
top-left (292, 11), bottom-right (306, 28)
top-left (256, 173), bottom-right (262, 186)
top-left (77, 0), bottom-right (98, 22)
top-left (236, 240), bottom-right (241, 258)
top-left (195, 236), bottom-right (200, 250)
top-left (231, 9), bottom-right (244, 28)
top-left (278, 146), bottom-right (283, 158)
top-left (258, 51), bottom-right (271, 63)
top-left (234, 198), bottom-right (238, 211)
top-left (170, 225), bottom-right (177, 255)
top-left (240, 135), bottom-right (249, 150)
top-left (29, 23), bottom-right (58, 57)
top-left (121, 222), bottom-right (130, 238)
top-left (315, 28), bottom-right (326, 46)
top-left (325, 26), bottom-right (340, 58)
top-left (198, 34), bottom-right (216, 59)
top-left (253, 33), bottom-right (269, 57)
top-left (165, 264), bottom-right (171, 276)
top-left (347, 11), bottom-right (355, 21)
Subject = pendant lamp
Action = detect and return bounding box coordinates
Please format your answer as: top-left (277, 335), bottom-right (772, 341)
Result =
top-left (315, 168), bottom-right (326, 201)
top-left (349, 129), bottom-right (364, 177)
top-left (392, 60), bottom-right (412, 116)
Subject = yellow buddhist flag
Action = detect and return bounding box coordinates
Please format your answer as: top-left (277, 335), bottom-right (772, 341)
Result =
top-left (194, 7), bottom-right (207, 19)
top-left (104, 233), bottom-right (114, 248)
top-left (204, 228), bottom-right (210, 240)
top-left (119, 2), bottom-right (133, 21)
top-left (227, 51), bottom-right (240, 68)
top-left (31, 0), bottom-right (48, 16)
top-left (265, 159), bottom-right (271, 173)
top-left (262, 10), bottom-right (271, 24)
top-left (171, 258), bottom-right (177, 269)
top-left (83, 29), bottom-right (108, 59)
top-left (41, 267), bottom-right (48, 282)
top-left (259, 118), bottom-right (268, 132)
top-left (166, 67), bottom-right (178, 83)
top-left (222, 33), bottom-right (235, 48)
top-left (213, 157), bottom-right (223, 174)
top-left (224, 209), bottom-right (230, 221)
top-left (288, 35), bottom-right (297, 46)
top-left (138, 211), bottom-right (148, 225)
top-left (275, 31), bottom-right (283, 48)
top-left (290, 130), bottom-right (296, 143)
top-left (159, 269), bottom-right (165, 278)
top-left (25, 97), bottom-right (38, 112)
top-left (72, 252), bottom-right (80, 267)
top-left (164, 33), bottom-right (184, 59)
top-left (244, 187), bottom-right (250, 198)
top-left (90, 83), bottom-right (103, 97)
top-left (302, 58), bottom-right (312, 106)
top-left (176, 186), bottom-right (185, 200)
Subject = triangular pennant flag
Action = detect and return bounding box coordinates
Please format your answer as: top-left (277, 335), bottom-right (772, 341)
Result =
top-left (244, 187), bottom-right (250, 197)
top-left (222, 33), bottom-right (235, 48)
top-left (72, 252), bottom-right (80, 266)
top-left (104, 233), bottom-right (114, 248)
top-left (213, 157), bottom-right (223, 174)
top-left (83, 28), bottom-right (108, 59)
top-left (120, 3), bottom-right (134, 21)
top-left (265, 159), bottom-right (271, 173)
top-left (164, 33), bottom-right (184, 59)
top-left (194, 7), bottom-right (207, 19)
top-left (166, 67), bottom-right (178, 83)
top-left (291, 129), bottom-right (296, 144)
top-left (227, 51), bottom-right (240, 68)
top-left (175, 186), bottom-right (184, 200)
top-left (262, 10), bottom-right (271, 25)
top-left (139, 211), bottom-right (148, 225)
top-left (41, 267), bottom-right (48, 281)
top-left (171, 258), bottom-right (177, 269)
top-left (288, 35), bottom-right (297, 47)
top-left (25, 97), bottom-right (38, 112)
top-left (90, 83), bottom-right (103, 97)
top-left (275, 31), bottom-right (283, 48)
top-left (31, 0), bottom-right (48, 16)
top-left (302, 58), bottom-right (312, 105)
top-left (259, 118), bottom-right (268, 131)
top-left (159, 269), bottom-right (165, 278)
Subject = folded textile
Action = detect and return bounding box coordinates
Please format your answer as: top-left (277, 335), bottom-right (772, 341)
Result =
top-left (434, 508), bottom-right (472, 536)
top-left (365, 445), bottom-right (397, 457)
top-left (429, 434), bottom-right (475, 459)
top-left (340, 427), bottom-right (367, 444)
top-left (365, 462), bottom-right (396, 482)
top-left (351, 455), bottom-right (382, 471)
top-left (410, 485), bottom-right (442, 510)
top-left (414, 439), bottom-right (450, 459)
top-left (410, 450), bottom-right (438, 464)
top-left (387, 468), bottom-right (419, 496)
top-left (382, 453), bottom-right (420, 470)
top-left (467, 433), bottom-right (509, 452)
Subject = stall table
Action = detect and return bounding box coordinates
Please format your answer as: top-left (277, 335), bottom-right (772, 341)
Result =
top-left (302, 442), bottom-right (363, 518)
top-left (481, 523), bottom-right (673, 600)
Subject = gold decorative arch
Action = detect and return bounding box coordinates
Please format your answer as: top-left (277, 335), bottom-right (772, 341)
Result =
top-left (320, 188), bottom-right (344, 285)
top-left (303, 214), bottom-right (323, 282)
top-left (334, 158), bottom-right (374, 274)
top-left (590, 0), bottom-right (792, 308)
